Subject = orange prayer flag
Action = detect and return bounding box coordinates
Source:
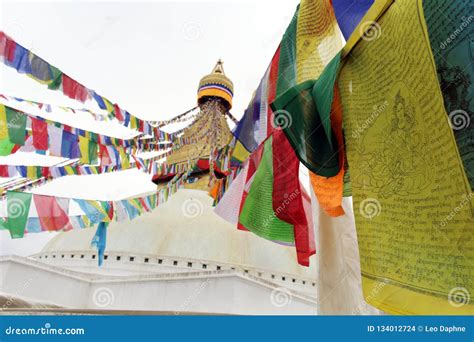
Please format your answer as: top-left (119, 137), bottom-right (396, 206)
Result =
top-left (309, 85), bottom-right (345, 217)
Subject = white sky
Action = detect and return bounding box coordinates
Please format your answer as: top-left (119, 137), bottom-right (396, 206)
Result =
top-left (0, 0), bottom-right (298, 120)
top-left (0, 0), bottom-right (299, 256)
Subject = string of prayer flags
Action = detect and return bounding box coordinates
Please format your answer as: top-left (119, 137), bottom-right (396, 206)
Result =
top-left (61, 74), bottom-right (90, 103)
top-left (73, 199), bottom-right (112, 224)
top-left (2, 175), bottom-right (185, 245)
top-left (0, 103), bottom-right (145, 152)
top-left (0, 31), bottom-right (164, 138)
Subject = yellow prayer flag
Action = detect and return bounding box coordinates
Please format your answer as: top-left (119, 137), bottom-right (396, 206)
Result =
top-left (0, 105), bottom-right (8, 140)
top-left (79, 136), bottom-right (90, 164)
top-left (339, 0), bottom-right (473, 314)
top-left (295, 0), bottom-right (343, 83)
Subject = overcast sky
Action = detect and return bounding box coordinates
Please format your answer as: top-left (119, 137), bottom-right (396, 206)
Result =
top-left (0, 0), bottom-right (300, 256)
top-left (0, 0), bottom-right (299, 120)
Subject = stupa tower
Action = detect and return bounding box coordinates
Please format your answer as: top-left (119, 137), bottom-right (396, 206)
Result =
top-left (154, 60), bottom-right (234, 188)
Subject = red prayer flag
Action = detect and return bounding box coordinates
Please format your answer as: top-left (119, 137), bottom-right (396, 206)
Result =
top-left (34, 194), bottom-right (71, 231)
top-left (0, 165), bottom-right (8, 177)
top-left (272, 129), bottom-right (315, 266)
top-left (113, 104), bottom-right (124, 122)
top-left (0, 32), bottom-right (6, 58)
top-left (237, 140), bottom-right (265, 231)
top-left (62, 74), bottom-right (89, 102)
top-left (31, 118), bottom-right (48, 150)
top-left (99, 144), bottom-right (112, 166)
top-left (4, 36), bottom-right (16, 62)
top-left (266, 45), bottom-right (281, 137)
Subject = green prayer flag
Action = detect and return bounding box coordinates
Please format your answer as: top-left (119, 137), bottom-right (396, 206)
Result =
top-left (6, 191), bottom-right (32, 239)
top-left (276, 6), bottom-right (299, 97)
top-left (47, 66), bottom-right (63, 90)
top-left (0, 219), bottom-right (8, 230)
top-left (271, 53), bottom-right (342, 177)
top-left (312, 52), bottom-right (342, 150)
top-left (423, 0), bottom-right (473, 190)
top-left (239, 137), bottom-right (294, 243)
top-left (6, 107), bottom-right (27, 146)
top-left (89, 140), bottom-right (98, 164)
top-left (0, 138), bottom-right (15, 156)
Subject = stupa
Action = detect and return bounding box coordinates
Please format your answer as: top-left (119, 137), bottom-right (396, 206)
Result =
top-left (0, 60), bottom-right (318, 315)
top-left (152, 60), bottom-right (234, 189)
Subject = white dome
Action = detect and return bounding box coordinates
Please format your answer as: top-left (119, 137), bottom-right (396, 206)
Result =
top-left (41, 189), bottom-right (317, 279)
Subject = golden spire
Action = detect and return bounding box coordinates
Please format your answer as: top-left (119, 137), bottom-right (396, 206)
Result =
top-left (197, 59), bottom-right (234, 110)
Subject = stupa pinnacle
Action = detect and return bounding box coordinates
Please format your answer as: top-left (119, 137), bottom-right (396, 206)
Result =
top-left (153, 60), bottom-right (234, 189)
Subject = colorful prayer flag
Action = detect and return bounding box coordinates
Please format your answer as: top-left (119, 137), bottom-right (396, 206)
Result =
top-left (6, 191), bottom-right (32, 238)
top-left (5, 106), bottom-right (26, 146)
